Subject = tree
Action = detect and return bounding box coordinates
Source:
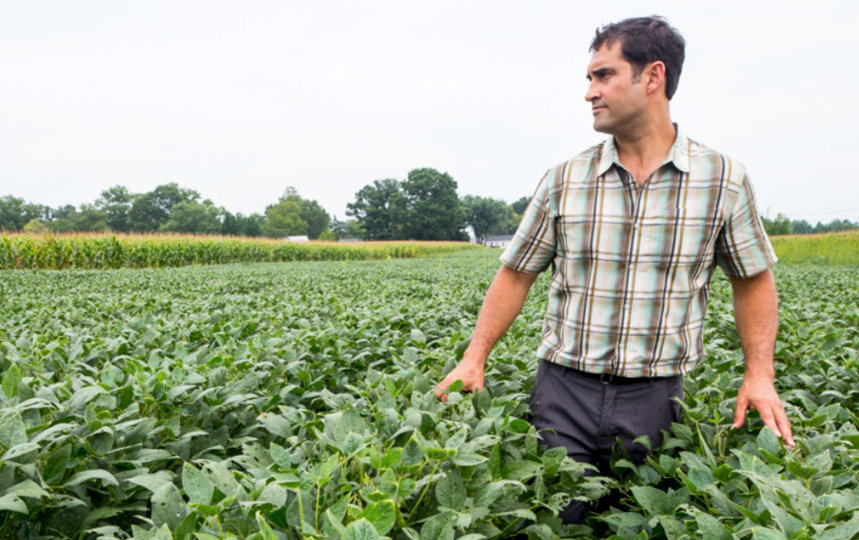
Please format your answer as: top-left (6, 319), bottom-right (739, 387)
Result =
top-left (344, 218), bottom-right (364, 239)
top-left (274, 187), bottom-right (331, 239)
top-left (511, 196), bottom-right (531, 215)
top-left (22, 218), bottom-right (48, 233)
top-left (96, 185), bottom-right (135, 232)
top-left (160, 200), bottom-right (222, 234)
top-left (50, 204), bottom-right (108, 232)
top-left (346, 179), bottom-right (409, 240)
top-left (235, 213), bottom-right (265, 237)
top-left (262, 199), bottom-right (307, 237)
top-left (462, 195), bottom-right (514, 242)
top-left (401, 168), bottom-right (467, 240)
top-left (791, 219), bottom-right (813, 235)
top-left (128, 183), bottom-right (200, 232)
top-left (0, 196), bottom-right (43, 231)
top-left (761, 213), bottom-right (792, 236)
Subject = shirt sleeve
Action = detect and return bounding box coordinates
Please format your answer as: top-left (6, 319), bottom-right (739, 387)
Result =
top-left (714, 172), bottom-right (778, 278)
top-left (499, 169), bottom-right (556, 274)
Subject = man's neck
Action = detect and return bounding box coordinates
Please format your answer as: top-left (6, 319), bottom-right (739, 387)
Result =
top-left (613, 116), bottom-right (677, 186)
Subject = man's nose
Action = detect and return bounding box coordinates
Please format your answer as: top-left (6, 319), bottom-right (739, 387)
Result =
top-left (584, 83), bottom-right (598, 103)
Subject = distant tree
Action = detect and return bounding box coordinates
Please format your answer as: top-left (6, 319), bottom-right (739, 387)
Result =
top-left (96, 185), bottom-right (136, 232)
top-left (74, 204), bottom-right (109, 232)
top-left (23, 218), bottom-right (49, 233)
top-left (160, 200), bottom-right (222, 234)
top-left (462, 195), bottom-right (514, 241)
top-left (49, 204), bottom-right (79, 232)
top-left (347, 179), bottom-right (409, 240)
top-left (272, 187), bottom-right (331, 239)
top-left (402, 168), bottom-right (467, 240)
top-left (343, 218), bottom-right (364, 239)
top-left (762, 213), bottom-right (792, 236)
top-left (791, 219), bottom-right (813, 235)
top-left (0, 196), bottom-right (42, 231)
top-left (127, 183), bottom-right (200, 232)
top-left (511, 196), bottom-right (531, 215)
top-left (262, 199), bottom-right (307, 237)
top-left (814, 218), bottom-right (859, 233)
top-left (235, 213), bottom-right (264, 237)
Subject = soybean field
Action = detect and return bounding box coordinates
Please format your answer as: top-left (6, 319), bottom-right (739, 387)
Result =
top-left (0, 250), bottom-right (857, 539)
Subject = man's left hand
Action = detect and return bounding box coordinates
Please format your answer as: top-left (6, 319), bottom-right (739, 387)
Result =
top-left (732, 375), bottom-right (795, 449)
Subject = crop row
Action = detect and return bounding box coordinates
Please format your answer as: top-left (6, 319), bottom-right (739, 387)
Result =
top-left (0, 234), bottom-right (475, 269)
top-left (0, 252), bottom-right (857, 539)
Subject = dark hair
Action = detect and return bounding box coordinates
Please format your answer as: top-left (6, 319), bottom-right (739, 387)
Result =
top-left (590, 16), bottom-right (686, 100)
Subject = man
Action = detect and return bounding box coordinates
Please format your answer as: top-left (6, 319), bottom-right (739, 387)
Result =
top-left (434, 16), bottom-right (794, 523)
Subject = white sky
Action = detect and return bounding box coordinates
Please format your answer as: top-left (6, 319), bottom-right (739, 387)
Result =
top-left (1, 1), bottom-right (857, 222)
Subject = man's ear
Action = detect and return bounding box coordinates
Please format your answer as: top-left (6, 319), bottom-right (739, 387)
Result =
top-left (644, 61), bottom-right (666, 96)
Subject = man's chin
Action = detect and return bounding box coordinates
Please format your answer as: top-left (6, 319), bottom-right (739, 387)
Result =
top-left (592, 121), bottom-right (612, 134)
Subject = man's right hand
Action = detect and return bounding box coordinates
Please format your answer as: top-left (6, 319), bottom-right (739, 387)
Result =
top-left (433, 264), bottom-right (538, 403)
top-left (434, 357), bottom-right (485, 402)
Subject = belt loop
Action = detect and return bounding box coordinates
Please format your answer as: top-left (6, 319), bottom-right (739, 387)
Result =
top-left (599, 373), bottom-right (611, 384)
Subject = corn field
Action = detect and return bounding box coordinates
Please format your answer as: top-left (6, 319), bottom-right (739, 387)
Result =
top-left (0, 234), bottom-right (477, 270)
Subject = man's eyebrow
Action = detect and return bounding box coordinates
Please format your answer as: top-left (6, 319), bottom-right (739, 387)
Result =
top-left (586, 67), bottom-right (613, 80)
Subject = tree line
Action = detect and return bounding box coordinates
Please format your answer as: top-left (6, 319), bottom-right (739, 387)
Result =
top-left (5, 170), bottom-right (849, 240)
top-left (0, 168), bottom-right (531, 241)
top-left (761, 213), bottom-right (859, 236)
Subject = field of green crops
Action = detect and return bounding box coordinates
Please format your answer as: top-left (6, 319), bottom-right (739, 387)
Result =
top-left (0, 234), bottom-right (475, 270)
top-left (1, 251), bottom-right (858, 539)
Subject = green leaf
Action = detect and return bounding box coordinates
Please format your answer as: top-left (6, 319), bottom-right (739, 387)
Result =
top-left (7, 479), bottom-right (50, 499)
top-left (1, 363), bottom-right (21, 399)
top-left (694, 512), bottom-right (732, 540)
top-left (128, 470), bottom-right (174, 493)
top-left (65, 469), bottom-right (119, 488)
top-left (254, 511), bottom-right (280, 540)
top-left (0, 412), bottom-right (27, 447)
top-left (269, 443), bottom-right (292, 469)
top-left (382, 447), bottom-right (402, 468)
top-left (450, 452), bottom-right (486, 466)
top-left (818, 514), bottom-right (859, 540)
top-left (182, 463), bottom-right (213, 505)
top-left (343, 519), bottom-right (382, 540)
top-left (0, 493), bottom-right (27, 514)
top-left (258, 482), bottom-right (288, 507)
top-left (655, 515), bottom-right (686, 540)
top-left (2, 442), bottom-right (39, 462)
top-left (749, 527), bottom-right (788, 540)
top-left (631, 486), bottom-right (672, 516)
top-left (435, 468), bottom-right (465, 508)
top-left (151, 482), bottom-right (186, 530)
top-left (401, 438), bottom-right (423, 466)
top-left (360, 500), bottom-right (396, 535)
top-left (757, 427), bottom-right (780, 455)
top-left (420, 513), bottom-right (455, 540)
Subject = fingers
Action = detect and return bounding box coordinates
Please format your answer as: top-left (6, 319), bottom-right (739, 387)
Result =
top-left (757, 406), bottom-right (782, 439)
top-left (732, 393), bottom-right (748, 429)
top-left (774, 404), bottom-right (795, 449)
top-left (434, 372), bottom-right (484, 403)
top-left (732, 390), bottom-right (796, 449)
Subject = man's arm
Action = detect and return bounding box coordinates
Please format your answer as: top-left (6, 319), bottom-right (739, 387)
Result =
top-left (729, 268), bottom-right (795, 448)
top-left (434, 264), bottom-right (539, 401)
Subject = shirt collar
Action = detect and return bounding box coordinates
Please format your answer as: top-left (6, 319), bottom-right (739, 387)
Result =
top-left (596, 124), bottom-right (690, 177)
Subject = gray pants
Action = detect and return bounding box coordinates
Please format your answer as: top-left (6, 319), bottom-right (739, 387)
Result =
top-left (528, 359), bottom-right (683, 524)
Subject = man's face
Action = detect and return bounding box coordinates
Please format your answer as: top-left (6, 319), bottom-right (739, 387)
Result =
top-left (585, 41), bottom-right (646, 135)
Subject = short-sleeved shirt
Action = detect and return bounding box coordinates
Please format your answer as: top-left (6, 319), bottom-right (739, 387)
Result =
top-left (500, 127), bottom-right (777, 377)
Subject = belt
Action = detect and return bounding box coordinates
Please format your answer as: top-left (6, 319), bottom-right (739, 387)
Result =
top-left (569, 367), bottom-right (677, 385)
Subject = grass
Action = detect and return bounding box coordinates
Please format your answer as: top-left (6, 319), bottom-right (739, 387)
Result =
top-left (770, 230), bottom-right (859, 265)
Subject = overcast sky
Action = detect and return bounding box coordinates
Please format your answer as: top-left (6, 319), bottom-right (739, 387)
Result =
top-left (2, 1), bottom-right (857, 222)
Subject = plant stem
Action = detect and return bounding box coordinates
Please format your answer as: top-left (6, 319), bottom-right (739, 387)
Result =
top-left (407, 461), bottom-right (440, 522)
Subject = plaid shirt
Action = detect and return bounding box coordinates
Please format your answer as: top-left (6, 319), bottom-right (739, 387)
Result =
top-left (501, 128), bottom-right (777, 377)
